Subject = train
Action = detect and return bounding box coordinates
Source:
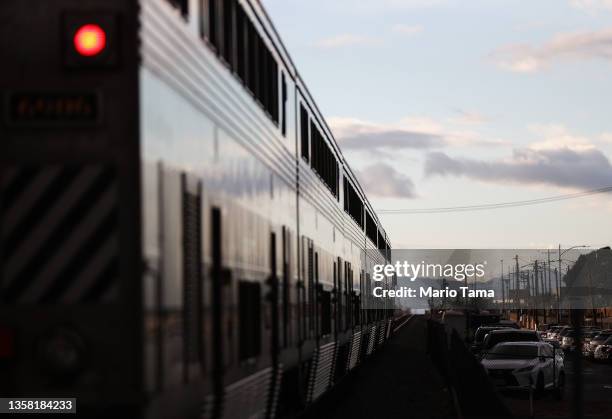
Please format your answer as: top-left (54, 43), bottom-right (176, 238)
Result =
top-left (0, 0), bottom-right (401, 417)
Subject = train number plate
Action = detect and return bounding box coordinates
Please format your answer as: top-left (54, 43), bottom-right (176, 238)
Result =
top-left (6, 92), bottom-right (100, 126)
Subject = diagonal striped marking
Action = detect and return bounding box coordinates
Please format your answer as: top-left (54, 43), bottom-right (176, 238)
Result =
top-left (1, 167), bottom-right (21, 187)
top-left (21, 187), bottom-right (116, 303)
top-left (2, 167), bottom-right (63, 234)
top-left (1, 167), bottom-right (41, 210)
top-left (2, 170), bottom-right (114, 301)
top-left (59, 234), bottom-right (118, 303)
top-left (3, 167), bottom-right (80, 255)
top-left (80, 261), bottom-right (119, 303)
top-left (36, 208), bottom-right (117, 304)
top-left (3, 167), bottom-right (104, 280)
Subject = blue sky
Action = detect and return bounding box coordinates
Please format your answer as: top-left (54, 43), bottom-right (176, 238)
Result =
top-left (264, 0), bottom-right (612, 248)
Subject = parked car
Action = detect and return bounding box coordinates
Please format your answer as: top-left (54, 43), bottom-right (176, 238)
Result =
top-left (496, 320), bottom-right (521, 329)
top-left (537, 324), bottom-right (552, 339)
top-left (583, 330), bottom-right (602, 343)
top-left (481, 342), bottom-right (565, 398)
top-left (583, 330), bottom-right (612, 358)
top-left (547, 325), bottom-right (566, 341)
top-left (471, 326), bottom-right (511, 354)
top-left (557, 327), bottom-right (574, 343)
top-left (481, 329), bottom-right (543, 355)
top-left (561, 330), bottom-right (577, 351)
top-left (544, 339), bottom-right (564, 356)
top-left (594, 336), bottom-right (612, 361)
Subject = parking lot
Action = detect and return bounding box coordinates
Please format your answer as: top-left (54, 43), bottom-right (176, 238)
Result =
top-left (502, 356), bottom-right (612, 418)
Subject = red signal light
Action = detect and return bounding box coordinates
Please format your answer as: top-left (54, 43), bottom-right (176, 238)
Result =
top-left (73, 24), bottom-right (106, 57)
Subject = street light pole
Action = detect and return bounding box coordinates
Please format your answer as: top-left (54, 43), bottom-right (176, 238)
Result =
top-left (555, 244), bottom-right (561, 323)
top-left (501, 259), bottom-right (505, 315)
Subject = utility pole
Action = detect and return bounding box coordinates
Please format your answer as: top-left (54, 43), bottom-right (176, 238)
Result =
top-left (533, 260), bottom-right (540, 326)
top-left (501, 259), bottom-right (505, 315)
top-left (547, 249), bottom-right (552, 314)
top-left (558, 244), bottom-right (562, 323)
top-left (555, 268), bottom-right (560, 323)
top-left (515, 255), bottom-right (520, 321)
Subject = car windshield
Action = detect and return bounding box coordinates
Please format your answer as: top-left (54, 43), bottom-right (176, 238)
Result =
top-left (475, 328), bottom-right (497, 343)
top-left (485, 345), bottom-right (539, 360)
top-left (485, 332), bottom-right (538, 349)
top-left (594, 333), bottom-right (612, 342)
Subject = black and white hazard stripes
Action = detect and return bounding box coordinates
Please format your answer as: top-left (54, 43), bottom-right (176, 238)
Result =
top-left (0, 165), bottom-right (119, 303)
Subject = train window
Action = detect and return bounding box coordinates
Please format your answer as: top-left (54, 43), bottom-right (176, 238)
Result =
top-left (344, 262), bottom-right (351, 330)
top-left (222, 0), bottom-right (234, 68)
top-left (353, 293), bottom-right (360, 327)
top-left (365, 211), bottom-right (377, 245)
top-left (319, 287), bottom-right (332, 336)
top-left (337, 259), bottom-right (344, 330)
top-left (343, 177), bottom-right (364, 228)
top-left (182, 179), bottom-right (203, 374)
top-left (247, 19), bottom-right (258, 97)
top-left (281, 73), bottom-right (287, 136)
top-left (235, 4), bottom-right (247, 81)
top-left (201, 1), bottom-right (280, 128)
top-left (315, 252), bottom-right (320, 335)
top-left (169, 0), bottom-right (189, 19)
top-left (270, 54), bottom-right (279, 124)
top-left (377, 230), bottom-right (385, 256)
top-left (300, 105), bottom-right (309, 161)
top-left (258, 35), bottom-right (267, 107)
top-left (200, 0), bottom-right (218, 49)
top-left (310, 121), bottom-right (339, 197)
top-left (308, 245), bottom-right (315, 335)
top-left (238, 281), bottom-right (261, 360)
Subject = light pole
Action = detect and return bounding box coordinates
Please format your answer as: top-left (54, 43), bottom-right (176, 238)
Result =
top-left (501, 259), bottom-right (505, 315)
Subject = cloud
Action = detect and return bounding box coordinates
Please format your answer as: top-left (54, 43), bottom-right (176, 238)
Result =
top-left (314, 34), bottom-right (380, 49)
top-left (391, 24), bottom-right (424, 36)
top-left (331, 117), bottom-right (445, 151)
top-left (356, 163), bottom-right (417, 198)
top-left (448, 110), bottom-right (489, 126)
top-left (600, 132), bottom-right (612, 143)
top-left (570, 0), bottom-right (612, 11)
top-left (527, 123), bottom-right (595, 151)
top-left (329, 116), bottom-right (506, 154)
top-left (425, 147), bottom-right (612, 189)
top-left (490, 28), bottom-right (612, 73)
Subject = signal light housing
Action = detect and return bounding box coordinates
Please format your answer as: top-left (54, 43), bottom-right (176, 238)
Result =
top-left (63, 13), bottom-right (118, 68)
top-left (74, 24), bottom-right (107, 57)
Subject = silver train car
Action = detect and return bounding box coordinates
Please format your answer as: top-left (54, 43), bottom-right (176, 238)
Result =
top-left (0, 0), bottom-right (398, 417)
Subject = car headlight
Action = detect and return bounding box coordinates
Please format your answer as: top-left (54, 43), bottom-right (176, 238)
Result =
top-left (515, 365), bottom-right (535, 373)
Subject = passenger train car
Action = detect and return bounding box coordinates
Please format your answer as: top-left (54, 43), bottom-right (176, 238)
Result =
top-left (0, 0), bottom-right (398, 417)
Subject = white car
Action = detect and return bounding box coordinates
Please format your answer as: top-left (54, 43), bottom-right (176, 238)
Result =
top-left (481, 342), bottom-right (565, 399)
top-left (594, 336), bottom-right (612, 361)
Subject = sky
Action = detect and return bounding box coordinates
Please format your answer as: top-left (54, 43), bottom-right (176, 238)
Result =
top-left (263, 0), bottom-right (612, 249)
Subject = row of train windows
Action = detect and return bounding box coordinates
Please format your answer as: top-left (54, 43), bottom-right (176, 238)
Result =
top-left (166, 0), bottom-right (390, 255)
top-left (299, 106), bottom-right (389, 255)
top-left (198, 0), bottom-right (285, 132)
top-left (300, 104), bottom-right (339, 197)
top-left (343, 177), bottom-right (364, 229)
